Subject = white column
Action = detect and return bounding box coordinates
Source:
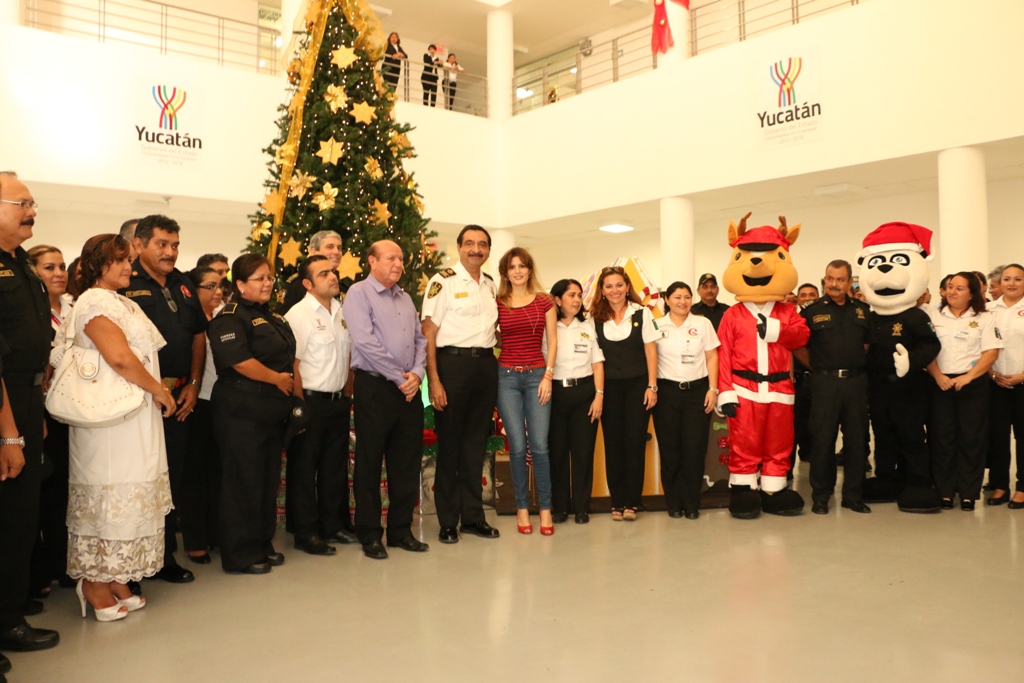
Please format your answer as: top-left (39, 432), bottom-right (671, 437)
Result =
top-left (483, 229), bottom-right (515, 279)
top-left (937, 147), bottom-right (989, 276)
top-left (0, 0), bottom-right (21, 24)
top-left (487, 9), bottom-right (514, 122)
top-left (663, 0), bottom-right (691, 65)
top-left (660, 197), bottom-right (695, 289)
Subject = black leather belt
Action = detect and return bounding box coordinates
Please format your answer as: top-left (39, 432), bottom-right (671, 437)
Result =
top-left (558, 376), bottom-right (594, 388)
top-left (659, 377), bottom-right (709, 391)
top-left (733, 370), bottom-right (790, 384)
top-left (305, 389), bottom-right (347, 401)
top-left (357, 369), bottom-right (385, 379)
top-left (438, 346), bottom-right (492, 357)
top-left (814, 368), bottom-right (863, 378)
top-left (223, 376), bottom-right (281, 395)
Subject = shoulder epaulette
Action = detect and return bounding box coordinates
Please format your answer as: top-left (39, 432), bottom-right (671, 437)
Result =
top-left (273, 313), bottom-right (288, 323)
top-left (221, 303), bottom-right (238, 315)
top-left (439, 268), bottom-right (457, 278)
top-left (482, 272), bottom-right (494, 281)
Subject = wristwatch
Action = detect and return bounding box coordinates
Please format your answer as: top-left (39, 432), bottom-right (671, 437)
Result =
top-left (647, 385), bottom-right (658, 393)
top-left (189, 379), bottom-right (201, 388)
top-left (1, 436), bottom-right (25, 447)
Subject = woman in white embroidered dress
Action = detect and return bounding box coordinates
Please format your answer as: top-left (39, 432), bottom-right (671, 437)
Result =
top-left (53, 234), bottom-right (174, 621)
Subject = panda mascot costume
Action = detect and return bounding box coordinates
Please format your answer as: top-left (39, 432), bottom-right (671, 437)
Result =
top-left (717, 213), bottom-right (810, 519)
top-left (857, 222), bottom-right (942, 512)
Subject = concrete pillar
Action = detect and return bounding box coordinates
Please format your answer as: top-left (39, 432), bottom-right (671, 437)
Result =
top-left (660, 197), bottom-right (695, 289)
top-left (1, 0), bottom-right (21, 24)
top-left (937, 147), bottom-right (989, 277)
top-left (663, 0), bottom-right (692, 64)
top-left (484, 229), bottom-right (515, 279)
top-left (487, 9), bottom-right (514, 122)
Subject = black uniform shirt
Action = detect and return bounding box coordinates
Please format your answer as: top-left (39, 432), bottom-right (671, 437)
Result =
top-left (121, 259), bottom-right (206, 379)
top-left (691, 301), bottom-right (730, 331)
top-left (866, 306), bottom-right (940, 375)
top-left (801, 295), bottom-right (871, 370)
top-left (0, 331), bottom-right (8, 407)
top-left (208, 297), bottom-right (296, 379)
top-left (0, 247), bottom-right (54, 374)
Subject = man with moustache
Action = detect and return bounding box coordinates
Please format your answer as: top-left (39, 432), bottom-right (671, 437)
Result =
top-left (122, 215), bottom-right (207, 583)
top-left (343, 241), bottom-right (428, 560)
top-left (0, 172), bottom-right (60, 662)
top-left (421, 226), bottom-right (501, 543)
top-left (691, 273), bottom-right (730, 331)
top-left (795, 260), bottom-right (872, 514)
top-left (279, 230), bottom-right (345, 315)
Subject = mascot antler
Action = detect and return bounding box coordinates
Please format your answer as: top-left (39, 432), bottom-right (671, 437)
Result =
top-left (728, 211), bottom-right (753, 248)
top-left (777, 215), bottom-right (801, 246)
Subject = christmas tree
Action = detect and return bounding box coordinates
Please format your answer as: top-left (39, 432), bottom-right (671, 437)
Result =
top-left (247, 0), bottom-right (441, 305)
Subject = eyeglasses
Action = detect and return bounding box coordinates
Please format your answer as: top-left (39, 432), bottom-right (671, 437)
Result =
top-left (601, 266), bottom-right (625, 274)
top-left (196, 283), bottom-right (219, 291)
top-left (246, 276), bottom-right (276, 284)
top-left (0, 199), bottom-right (38, 210)
top-left (160, 287), bottom-right (179, 313)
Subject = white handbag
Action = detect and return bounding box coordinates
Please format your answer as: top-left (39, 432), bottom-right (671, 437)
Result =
top-left (45, 303), bottom-right (147, 428)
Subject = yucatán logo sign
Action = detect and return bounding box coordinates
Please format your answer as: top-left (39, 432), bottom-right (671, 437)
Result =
top-left (756, 55), bottom-right (823, 150)
top-left (135, 85), bottom-right (204, 166)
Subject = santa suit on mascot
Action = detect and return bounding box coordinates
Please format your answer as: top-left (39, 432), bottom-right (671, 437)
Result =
top-left (857, 222), bottom-right (942, 512)
top-left (717, 214), bottom-right (810, 519)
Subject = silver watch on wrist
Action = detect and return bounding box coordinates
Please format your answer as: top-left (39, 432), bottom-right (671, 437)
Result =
top-left (1, 436), bottom-right (25, 447)
top-left (647, 385), bottom-right (658, 393)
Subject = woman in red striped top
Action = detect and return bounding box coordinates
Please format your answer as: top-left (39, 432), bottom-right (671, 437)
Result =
top-left (495, 248), bottom-right (558, 535)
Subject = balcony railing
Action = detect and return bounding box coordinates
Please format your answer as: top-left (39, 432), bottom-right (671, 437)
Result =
top-left (380, 58), bottom-right (487, 118)
top-left (23, 0), bottom-right (280, 74)
top-left (513, 0), bottom-right (865, 115)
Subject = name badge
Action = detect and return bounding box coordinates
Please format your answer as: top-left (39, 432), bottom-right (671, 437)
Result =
top-left (574, 343), bottom-right (588, 354)
top-left (681, 354), bottom-right (697, 364)
top-left (954, 330), bottom-right (969, 340)
top-left (0, 269), bottom-right (13, 278)
top-left (454, 292), bottom-right (469, 299)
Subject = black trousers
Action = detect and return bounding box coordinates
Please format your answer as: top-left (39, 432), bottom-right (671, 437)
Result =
top-left (0, 375), bottom-right (44, 630)
top-left (988, 382), bottom-right (1024, 492)
top-left (550, 378), bottom-right (599, 516)
top-left (214, 383), bottom-right (290, 571)
top-left (653, 377), bottom-right (711, 514)
top-left (809, 373), bottom-right (869, 504)
top-left (162, 384), bottom-right (189, 562)
top-left (930, 375), bottom-right (989, 500)
top-left (287, 392), bottom-right (351, 539)
top-left (791, 373), bottom-right (813, 466)
top-left (869, 372), bottom-right (932, 489)
top-left (433, 353), bottom-right (497, 529)
top-left (422, 79), bottom-right (437, 106)
top-left (31, 414), bottom-right (69, 590)
top-left (443, 81), bottom-right (457, 109)
top-left (353, 371), bottom-right (423, 544)
top-left (601, 374), bottom-right (650, 509)
top-left (181, 399), bottom-right (220, 552)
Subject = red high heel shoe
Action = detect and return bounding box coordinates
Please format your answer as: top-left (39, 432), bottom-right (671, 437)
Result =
top-left (517, 523), bottom-right (533, 534)
top-left (540, 525), bottom-right (554, 536)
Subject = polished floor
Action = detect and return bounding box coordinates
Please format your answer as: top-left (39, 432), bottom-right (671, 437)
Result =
top-left (8, 464), bottom-right (1024, 683)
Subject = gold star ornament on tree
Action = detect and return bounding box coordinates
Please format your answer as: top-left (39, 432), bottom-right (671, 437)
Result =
top-left (289, 170), bottom-right (316, 199)
top-left (312, 182), bottom-right (339, 212)
top-left (324, 84), bottom-right (348, 113)
top-left (372, 199), bottom-right (392, 225)
top-left (364, 157), bottom-right (383, 180)
top-left (261, 191), bottom-right (285, 216)
top-left (278, 236), bottom-right (303, 268)
top-left (315, 136), bottom-right (345, 166)
top-left (350, 101), bottom-right (377, 125)
top-left (331, 45), bottom-right (358, 70)
top-left (337, 251), bottom-right (364, 281)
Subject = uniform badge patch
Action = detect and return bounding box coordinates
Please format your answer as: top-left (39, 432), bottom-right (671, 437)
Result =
top-left (813, 314), bottom-right (831, 324)
top-left (219, 332), bottom-right (236, 342)
top-left (0, 269), bottom-right (13, 277)
top-left (892, 323), bottom-right (903, 336)
top-left (856, 308), bottom-right (866, 319)
top-left (125, 290), bottom-right (152, 297)
top-left (428, 282), bottom-right (442, 299)
top-left (253, 318), bottom-right (268, 326)
top-left (968, 321), bottom-right (979, 329)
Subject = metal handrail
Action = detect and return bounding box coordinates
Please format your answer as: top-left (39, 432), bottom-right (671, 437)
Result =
top-left (23, 0), bottom-right (280, 74)
top-left (380, 57), bottom-right (488, 117)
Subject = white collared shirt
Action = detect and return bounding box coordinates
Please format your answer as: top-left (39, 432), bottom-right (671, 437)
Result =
top-left (420, 261), bottom-right (498, 348)
top-left (656, 313), bottom-right (720, 382)
top-left (988, 296), bottom-right (1024, 374)
top-left (285, 292), bottom-right (351, 392)
top-left (543, 317), bottom-right (605, 380)
top-left (599, 302), bottom-right (660, 343)
top-left (928, 306), bottom-right (1002, 375)
top-left (198, 303), bottom-right (223, 401)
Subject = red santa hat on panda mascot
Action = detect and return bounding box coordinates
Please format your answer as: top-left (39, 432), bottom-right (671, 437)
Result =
top-left (857, 222), bottom-right (934, 261)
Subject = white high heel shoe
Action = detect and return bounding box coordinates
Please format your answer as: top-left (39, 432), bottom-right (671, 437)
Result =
top-left (115, 595), bottom-right (146, 612)
top-left (76, 579), bottom-right (128, 622)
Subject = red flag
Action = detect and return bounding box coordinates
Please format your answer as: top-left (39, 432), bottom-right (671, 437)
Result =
top-left (652, 0), bottom-right (691, 55)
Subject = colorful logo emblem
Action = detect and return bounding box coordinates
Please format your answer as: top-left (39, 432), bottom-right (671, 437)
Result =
top-left (770, 58), bottom-right (802, 108)
top-left (153, 86), bottom-right (187, 131)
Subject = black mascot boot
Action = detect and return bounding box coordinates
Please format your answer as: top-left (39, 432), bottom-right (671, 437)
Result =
top-left (729, 485), bottom-right (762, 520)
top-left (897, 484), bottom-right (942, 513)
top-left (760, 488), bottom-right (805, 516)
top-left (862, 477), bottom-right (900, 504)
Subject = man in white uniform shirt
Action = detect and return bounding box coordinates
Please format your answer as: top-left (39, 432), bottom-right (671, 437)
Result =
top-left (421, 225), bottom-right (501, 544)
top-left (285, 256), bottom-right (355, 555)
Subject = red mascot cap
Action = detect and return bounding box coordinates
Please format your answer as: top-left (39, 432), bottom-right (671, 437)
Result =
top-left (858, 222), bottom-right (934, 261)
top-left (731, 225), bottom-right (791, 250)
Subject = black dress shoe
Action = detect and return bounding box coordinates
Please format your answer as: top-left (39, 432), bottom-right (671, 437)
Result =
top-left (841, 500), bottom-right (872, 514)
top-left (238, 562), bottom-right (272, 575)
top-left (265, 553), bottom-right (285, 566)
top-left (811, 501), bottom-right (829, 515)
top-left (20, 599), bottom-right (43, 617)
top-left (667, 509), bottom-right (683, 518)
top-left (987, 492), bottom-right (1010, 506)
top-left (295, 536), bottom-right (336, 556)
top-left (551, 512), bottom-right (569, 524)
top-left (960, 499), bottom-right (976, 511)
top-left (387, 536), bottom-right (429, 552)
top-left (940, 498), bottom-right (954, 510)
top-left (438, 527), bottom-right (459, 544)
top-left (325, 529), bottom-right (359, 545)
top-left (574, 512), bottom-right (589, 524)
top-left (187, 553), bottom-right (212, 565)
top-left (0, 624), bottom-right (60, 652)
top-left (684, 510), bottom-right (700, 520)
top-left (362, 541), bottom-right (388, 560)
top-left (1, 652), bottom-right (11, 674)
top-left (127, 580), bottom-right (142, 596)
top-left (460, 521), bottom-right (500, 539)
top-left (1009, 498), bottom-right (1024, 510)
top-left (153, 563), bottom-right (195, 583)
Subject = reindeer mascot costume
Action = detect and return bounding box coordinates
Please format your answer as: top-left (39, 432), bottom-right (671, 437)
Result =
top-left (858, 222), bottom-right (942, 512)
top-left (717, 214), bottom-right (810, 519)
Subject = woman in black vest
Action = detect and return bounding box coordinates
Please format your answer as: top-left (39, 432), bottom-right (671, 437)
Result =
top-left (589, 267), bottom-right (659, 520)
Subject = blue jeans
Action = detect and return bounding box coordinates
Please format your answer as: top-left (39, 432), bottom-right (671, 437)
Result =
top-left (496, 367), bottom-right (552, 510)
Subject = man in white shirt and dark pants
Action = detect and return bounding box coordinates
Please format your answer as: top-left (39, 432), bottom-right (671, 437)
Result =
top-left (285, 256), bottom-right (355, 555)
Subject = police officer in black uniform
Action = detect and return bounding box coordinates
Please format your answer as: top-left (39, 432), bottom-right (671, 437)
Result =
top-left (208, 254), bottom-right (299, 574)
top-left (691, 273), bottom-right (730, 331)
top-left (0, 172), bottom-right (60, 657)
top-left (795, 262), bottom-right (872, 514)
top-left (122, 215), bottom-right (206, 584)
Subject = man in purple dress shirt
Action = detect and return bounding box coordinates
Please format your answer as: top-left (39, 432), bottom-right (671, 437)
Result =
top-left (342, 240), bottom-right (429, 559)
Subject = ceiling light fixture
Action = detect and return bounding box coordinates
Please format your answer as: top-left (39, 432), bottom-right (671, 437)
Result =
top-left (599, 223), bottom-right (633, 233)
top-left (516, 87), bottom-right (534, 99)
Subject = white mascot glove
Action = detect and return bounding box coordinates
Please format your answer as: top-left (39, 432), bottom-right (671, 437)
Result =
top-left (893, 343), bottom-right (910, 378)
